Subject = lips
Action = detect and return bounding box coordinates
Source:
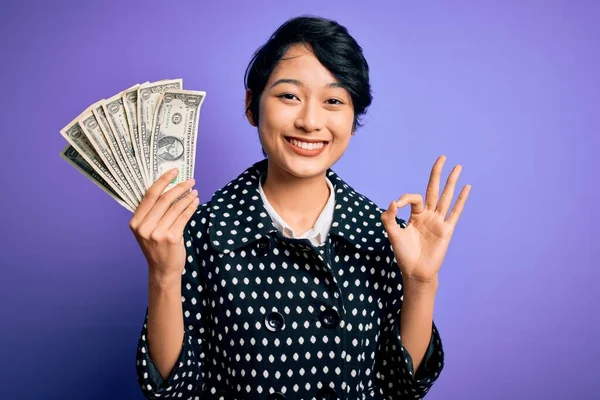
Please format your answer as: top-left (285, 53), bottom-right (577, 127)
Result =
top-left (284, 136), bottom-right (328, 157)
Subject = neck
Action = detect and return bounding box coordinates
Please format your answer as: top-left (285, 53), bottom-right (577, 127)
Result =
top-left (262, 160), bottom-right (330, 234)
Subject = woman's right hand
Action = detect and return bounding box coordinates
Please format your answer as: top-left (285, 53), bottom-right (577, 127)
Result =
top-left (129, 168), bottom-right (199, 280)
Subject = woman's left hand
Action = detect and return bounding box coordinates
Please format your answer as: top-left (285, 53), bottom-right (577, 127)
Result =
top-left (381, 155), bottom-right (471, 286)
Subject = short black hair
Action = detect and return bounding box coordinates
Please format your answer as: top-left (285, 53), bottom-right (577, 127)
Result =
top-left (244, 15), bottom-right (372, 155)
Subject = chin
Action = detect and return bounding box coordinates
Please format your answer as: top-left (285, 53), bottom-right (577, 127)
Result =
top-left (273, 153), bottom-right (332, 180)
top-left (286, 160), bottom-right (329, 178)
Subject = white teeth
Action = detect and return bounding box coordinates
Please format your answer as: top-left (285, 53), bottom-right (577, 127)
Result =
top-left (290, 139), bottom-right (325, 150)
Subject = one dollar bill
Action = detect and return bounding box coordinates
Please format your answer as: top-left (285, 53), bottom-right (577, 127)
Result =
top-left (137, 79), bottom-right (183, 187)
top-left (149, 89), bottom-right (206, 193)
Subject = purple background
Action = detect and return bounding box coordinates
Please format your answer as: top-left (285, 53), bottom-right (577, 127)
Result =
top-left (1, 1), bottom-right (598, 399)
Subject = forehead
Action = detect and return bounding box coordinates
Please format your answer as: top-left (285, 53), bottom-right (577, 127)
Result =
top-left (268, 43), bottom-right (339, 85)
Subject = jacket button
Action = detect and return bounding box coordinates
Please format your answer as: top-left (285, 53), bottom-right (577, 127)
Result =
top-left (332, 240), bottom-right (345, 253)
top-left (316, 387), bottom-right (338, 400)
top-left (267, 393), bottom-right (286, 400)
top-left (257, 237), bottom-right (271, 255)
top-left (265, 311), bottom-right (285, 332)
top-left (320, 308), bottom-right (340, 328)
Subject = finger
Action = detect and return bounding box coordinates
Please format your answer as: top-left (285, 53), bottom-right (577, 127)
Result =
top-left (436, 164), bottom-right (462, 217)
top-left (155, 189), bottom-right (199, 233)
top-left (138, 178), bottom-right (196, 235)
top-left (381, 200), bottom-right (398, 226)
top-left (169, 194), bottom-right (201, 234)
top-left (130, 168), bottom-right (179, 228)
top-left (381, 200), bottom-right (403, 238)
top-left (447, 184), bottom-right (471, 226)
top-left (424, 155), bottom-right (446, 210)
top-left (397, 193), bottom-right (424, 215)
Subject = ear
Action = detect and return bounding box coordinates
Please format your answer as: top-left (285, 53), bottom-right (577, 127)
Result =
top-left (245, 89), bottom-right (257, 127)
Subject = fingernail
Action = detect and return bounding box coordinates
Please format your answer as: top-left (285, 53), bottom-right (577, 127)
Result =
top-left (170, 168), bottom-right (178, 176)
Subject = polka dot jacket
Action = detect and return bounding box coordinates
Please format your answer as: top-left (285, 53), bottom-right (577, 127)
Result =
top-left (136, 159), bottom-right (444, 400)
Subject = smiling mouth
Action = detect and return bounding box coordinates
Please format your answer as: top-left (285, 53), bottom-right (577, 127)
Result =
top-left (285, 137), bottom-right (328, 150)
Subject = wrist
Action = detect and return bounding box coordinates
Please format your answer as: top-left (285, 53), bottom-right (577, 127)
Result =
top-left (403, 274), bottom-right (439, 296)
top-left (148, 267), bottom-right (182, 290)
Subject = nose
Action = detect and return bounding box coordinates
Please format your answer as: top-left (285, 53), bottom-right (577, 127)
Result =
top-left (294, 99), bottom-right (324, 132)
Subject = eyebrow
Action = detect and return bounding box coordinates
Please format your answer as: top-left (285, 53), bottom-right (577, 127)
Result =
top-left (269, 78), bottom-right (343, 89)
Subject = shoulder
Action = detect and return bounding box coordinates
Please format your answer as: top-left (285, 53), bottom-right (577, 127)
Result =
top-left (184, 161), bottom-right (262, 238)
top-left (184, 201), bottom-right (212, 248)
top-left (183, 160), bottom-right (265, 254)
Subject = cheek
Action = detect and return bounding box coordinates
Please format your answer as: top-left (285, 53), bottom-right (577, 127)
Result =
top-left (259, 99), bottom-right (296, 136)
top-left (328, 111), bottom-right (355, 142)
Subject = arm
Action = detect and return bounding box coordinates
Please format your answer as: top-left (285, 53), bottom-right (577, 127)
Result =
top-left (371, 241), bottom-right (444, 399)
top-left (146, 270), bottom-right (185, 380)
top-left (399, 276), bottom-right (438, 374)
top-left (128, 172), bottom-right (207, 398)
top-left (136, 222), bottom-right (208, 399)
top-left (376, 155), bottom-right (470, 397)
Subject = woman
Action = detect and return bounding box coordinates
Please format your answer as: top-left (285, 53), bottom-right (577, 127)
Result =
top-left (130, 16), bottom-right (471, 400)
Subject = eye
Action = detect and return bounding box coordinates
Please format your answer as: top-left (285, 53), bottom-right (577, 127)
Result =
top-left (277, 93), bottom-right (299, 101)
top-left (326, 98), bottom-right (344, 105)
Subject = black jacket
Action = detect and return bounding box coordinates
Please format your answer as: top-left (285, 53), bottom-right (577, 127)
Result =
top-left (136, 159), bottom-right (444, 399)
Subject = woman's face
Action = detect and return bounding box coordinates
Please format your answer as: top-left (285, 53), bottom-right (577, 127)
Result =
top-left (247, 43), bottom-right (355, 179)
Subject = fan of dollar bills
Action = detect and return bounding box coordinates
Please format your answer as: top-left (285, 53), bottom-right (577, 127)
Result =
top-left (59, 79), bottom-right (206, 213)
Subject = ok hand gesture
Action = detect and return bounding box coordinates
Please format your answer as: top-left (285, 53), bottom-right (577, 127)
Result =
top-left (381, 155), bottom-right (471, 285)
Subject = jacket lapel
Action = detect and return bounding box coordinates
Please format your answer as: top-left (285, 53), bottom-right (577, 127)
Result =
top-left (208, 159), bottom-right (403, 254)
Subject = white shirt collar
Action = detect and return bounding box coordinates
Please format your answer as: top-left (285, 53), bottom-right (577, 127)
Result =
top-left (257, 174), bottom-right (335, 246)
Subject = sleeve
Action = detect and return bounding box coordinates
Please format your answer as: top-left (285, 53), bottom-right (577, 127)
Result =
top-left (135, 216), bottom-right (209, 399)
top-left (372, 217), bottom-right (445, 399)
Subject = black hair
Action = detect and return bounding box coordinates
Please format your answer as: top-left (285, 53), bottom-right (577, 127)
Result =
top-left (244, 15), bottom-right (372, 156)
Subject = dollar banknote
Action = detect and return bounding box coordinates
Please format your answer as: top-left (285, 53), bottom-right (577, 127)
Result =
top-left (102, 92), bottom-right (148, 193)
top-left (60, 144), bottom-right (134, 213)
top-left (137, 79), bottom-right (183, 186)
top-left (149, 89), bottom-right (206, 193)
top-left (78, 104), bottom-right (139, 208)
top-left (93, 103), bottom-right (144, 204)
top-left (122, 82), bottom-right (149, 188)
top-left (59, 78), bottom-right (206, 211)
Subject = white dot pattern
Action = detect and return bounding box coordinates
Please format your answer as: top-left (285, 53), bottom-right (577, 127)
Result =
top-left (136, 159), bottom-right (444, 399)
